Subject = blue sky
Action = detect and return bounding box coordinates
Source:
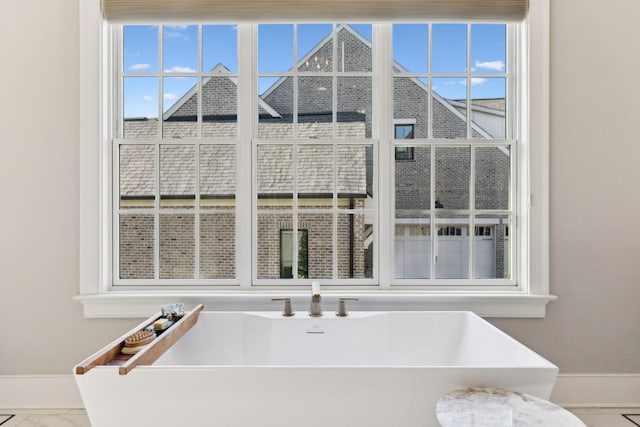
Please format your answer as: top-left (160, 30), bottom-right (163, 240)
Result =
top-left (123, 24), bottom-right (506, 119)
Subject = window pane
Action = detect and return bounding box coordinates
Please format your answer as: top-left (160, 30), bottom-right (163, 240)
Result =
top-left (432, 78), bottom-right (468, 139)
top-left (280, 229), bottom-right (309, 279)
top-left (393, 24), bottom-right (428, 74)
top-left (471, 78), bottom-right (506, 139)
top-left (432, 24), bottom-right (467, 74)
top-left (338, 213), bottom-right (373, 279)
top-left (395, 125), bottom-right (414, 140)
top-left (298, 77), bottom-right (333, 138)
top-left (202, 77), bottom-right (238, 138)
top-left (435, 216), bottom-right (469, 279)
top-left (258, 24), bottom-right (293, 73)
top-left (394, 77), bottom-right (429, 139)
top-left (298, 24), bottom-right (333, 71)
top-left (475, 146), bottom-right (510, 210)
top-left (259, 76), bottom-right (293, 139)
top-left (300, 214), bottom-right (334, 279)
top-left (475, 214), bottom-right (511, 279)
top-left (337, 77), bottom-right (371, 138)
top-left (163, 77), bottom-right (198, 138)
top-left (471, 24), bottom-right (506, 75)
top-left (338, 24), bottom-right (372, 72)
top-left (257, 213), bottom-right (292, 279)
top-left (395, 223), bottom-right (430, 279)
top-left (124, 77), bottom-right (158, 138)
top-left (160, 145), bottom-right (196, 209)
top-left (395, 146), bottom-right (430, 215)
top-left (160, 214), bottom-right (195, 279)
top-left (124, 25), bottom-right (158, 73)
top-left (120, 145), bottom-right (156, 209)
top-left (163, 25), bottom-right (198, 73)
top-left (200, 213), bottom-right (236, 279)
top-left (200, 145), bottom-right (236, 207)
top-left (298, 145), bottom-right (334, 207)
top-left (120, 214), bottom-right (155, 279)
top-left (337, 145), bottom-right (371, 208)
top-left (203, 25), bottom-right (238, 73)
top-left (257, 145), bottom-right (293, 208)
top-left (435, 146), bottom-right (470, 210)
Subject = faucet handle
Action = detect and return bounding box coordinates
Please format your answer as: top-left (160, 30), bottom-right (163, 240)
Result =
top-left (272, 298), bottom-right (295, 317)
top-left (336, 297), bottom-right (359, 317)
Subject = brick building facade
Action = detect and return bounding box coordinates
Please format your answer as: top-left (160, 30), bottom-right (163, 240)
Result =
top-left (119, 25), bottom-right (508, 281)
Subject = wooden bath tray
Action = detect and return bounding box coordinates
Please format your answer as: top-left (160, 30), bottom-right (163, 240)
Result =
top-left (75, 304), bottom-right (204, 375)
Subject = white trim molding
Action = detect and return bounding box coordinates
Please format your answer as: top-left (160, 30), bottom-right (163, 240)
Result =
top-left (551, 374), bottom-right (640, 408)
top-left (0, 376), bottom-right (83, 409)
top-left (73, 292), bottom-right (555, 318)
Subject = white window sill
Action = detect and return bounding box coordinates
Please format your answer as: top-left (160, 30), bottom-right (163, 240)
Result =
top-left (73, 291), bottom-right (556, 318)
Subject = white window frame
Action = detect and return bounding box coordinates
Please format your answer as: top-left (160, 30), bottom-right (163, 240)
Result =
top-left (77, 0), bottom-right (553, 318)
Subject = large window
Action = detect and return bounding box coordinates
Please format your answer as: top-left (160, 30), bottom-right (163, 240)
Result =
top-left (79, 0), bottom-right (551, 317)
top-left (392, 23), bottom-right (512, 283)
top-left (112, 22), bottom-right (517, 287)
top-left (117, 25), bottom-right (238, 283)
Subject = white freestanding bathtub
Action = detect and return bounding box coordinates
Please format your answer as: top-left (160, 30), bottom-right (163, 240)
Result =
top-left (75, 311), bottom-right (558, 427)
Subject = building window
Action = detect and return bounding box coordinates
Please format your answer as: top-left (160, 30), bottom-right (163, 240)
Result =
top-left (395, 124), bottom-right (414, 139)
top-left (394, 122), bottom-right (415, 160)
top-left (115, 25), bottom-right (238, 283)
top-left (395, 146), bottom-right (414, 160)
top-left (392, 23), bottom-right (513, 282)
top-left (255, 24), bottom-right (374, 283)
top-left (111, 22), bottom-right (518, 287)
top-left (280, 230), bottom-right (309, 279)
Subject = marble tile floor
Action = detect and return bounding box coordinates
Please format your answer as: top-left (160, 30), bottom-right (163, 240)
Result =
top-left (1, 408), bottom-right (639, 426)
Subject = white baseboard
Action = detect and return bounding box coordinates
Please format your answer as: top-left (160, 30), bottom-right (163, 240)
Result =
top-left (550, 374), bottom-right (640, 407)
top-left (0, 375), bottom-right (83, 409)
top-left (1, 373), bottom-right (639, 409)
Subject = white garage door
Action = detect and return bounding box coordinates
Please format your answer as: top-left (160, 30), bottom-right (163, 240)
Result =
top-left (395, 224), bottom-right (496, 279)
top-left (395, 225), bottom-right (431, 278)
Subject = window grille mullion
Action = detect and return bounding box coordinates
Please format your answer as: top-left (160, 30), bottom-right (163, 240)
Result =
top-left (158, 25), bottom-right (164, 139)
top-left (239, 23), bottom-right (253, 288)
top-left (466, 23), bottom-right (472, 139)
top-left (293, 24), bottom-right (299, 139)
top-left (427, 23), bottom-right (433, 140)
top-left (469, 144), bottom-right (476, 279)
top-left (155, 141), bottom-right (161, 280)
top-left (430, 143), bottom-right (436, 279)
top-left (332, 23), bottom-right (338, 139)
top-left (197, 25), bottom-right (203, 139)
top-left (195, 142), bottom-right (201, 280)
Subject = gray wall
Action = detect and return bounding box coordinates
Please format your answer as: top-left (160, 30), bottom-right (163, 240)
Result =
top-left (2, 0), bottom-right (640, 376)
top-left (491, 0), bottom-right (640, 373)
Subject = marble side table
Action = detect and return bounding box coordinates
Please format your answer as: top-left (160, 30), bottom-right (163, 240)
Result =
top-left (436, 387), bottom-right (585, 427)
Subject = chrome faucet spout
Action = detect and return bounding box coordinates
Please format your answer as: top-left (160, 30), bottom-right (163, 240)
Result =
top-left (309, 281), bottom-right (322, 317)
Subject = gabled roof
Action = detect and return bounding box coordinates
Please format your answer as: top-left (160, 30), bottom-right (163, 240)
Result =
top-left (163, 63), bottom-right (281, 121)
top-left (260, 24), bottom-right (500, 139)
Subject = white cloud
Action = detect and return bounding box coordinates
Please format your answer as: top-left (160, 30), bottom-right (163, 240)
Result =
top-left (164, 66), bottom-right (196, 73)
top-left (129, 63), bottom-right (150, 71)
top-left (164, 25), bottom-right (189, 40)
top-left (474, 60), bottom-right (505, 71)
top-left (143, 95), bottom-right (154, 102)
top-left (459, 78), bottom-right (487, 86)
top-left (163, 93), bottom-right (178, 101)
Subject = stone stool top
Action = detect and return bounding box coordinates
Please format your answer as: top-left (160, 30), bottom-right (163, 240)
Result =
top-left (436, 387), bottom-right (585, 427)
